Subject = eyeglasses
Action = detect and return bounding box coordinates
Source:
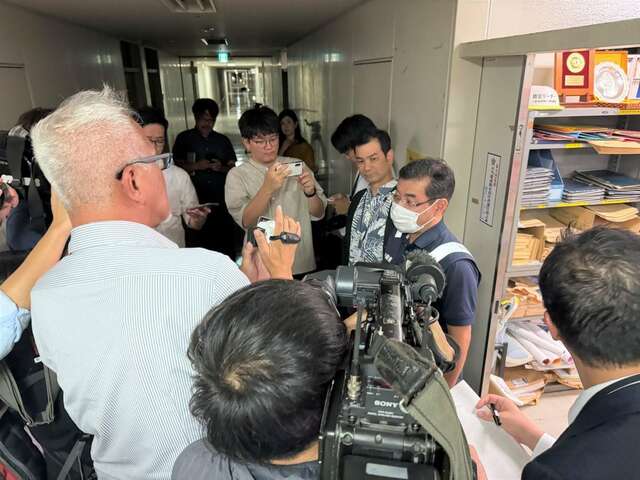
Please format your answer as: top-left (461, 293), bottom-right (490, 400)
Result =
top-left (392, 192), bottom-right (434, 209)
top-left (251, 135), bottom-right (278, 148)
top-left (115, 152), bottom-right (173, 180)
top-left (146, 137), bottom-right (166, 147)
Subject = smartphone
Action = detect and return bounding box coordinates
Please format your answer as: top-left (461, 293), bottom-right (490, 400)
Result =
top-left (248, 216), bottom-right (276, 246)
top-left (286, 161), bottom-right (303, 177)
top-left (190, 202), bottom-right (219, 209)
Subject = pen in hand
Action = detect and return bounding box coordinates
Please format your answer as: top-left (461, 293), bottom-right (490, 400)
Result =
top-left (489, 403), bottom-right (502, 426)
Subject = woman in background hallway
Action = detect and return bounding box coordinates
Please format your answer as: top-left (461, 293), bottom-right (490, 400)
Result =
top-left (278, 109), bottom-right (317, 173)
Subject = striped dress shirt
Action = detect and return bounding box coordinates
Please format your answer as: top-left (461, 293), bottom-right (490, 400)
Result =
top-left (31, 221), bottom-right (249, 480)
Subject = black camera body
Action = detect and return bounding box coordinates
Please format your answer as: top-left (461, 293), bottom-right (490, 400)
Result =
top-left (318, 253), bottom-right (449, 480)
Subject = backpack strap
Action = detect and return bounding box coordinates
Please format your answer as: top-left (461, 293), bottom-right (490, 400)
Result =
top-left (56, 434), bottom-right (92, 480)
top-left (5, 137), bottom-right (24, 184)
top-left (0, 361), bottom-right (59, 426)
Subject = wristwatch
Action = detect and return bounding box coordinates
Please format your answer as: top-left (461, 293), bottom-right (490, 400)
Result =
top-left (304, 188), bottom-right (316, 198)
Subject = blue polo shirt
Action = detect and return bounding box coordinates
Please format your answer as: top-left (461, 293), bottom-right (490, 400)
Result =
top-left (384, 221), bottom-right (480, 331)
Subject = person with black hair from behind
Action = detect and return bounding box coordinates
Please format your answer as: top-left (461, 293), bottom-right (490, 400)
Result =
top-left (476, 227), bottom-right (640, 480)
top-left (172, 280), bottom-right (348, 479)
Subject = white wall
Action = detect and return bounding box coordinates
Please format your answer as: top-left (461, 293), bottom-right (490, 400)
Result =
top-left (287, 0), bottom-right (457, 199)
top-left (486, 0), bottom-right (640, 39)
top-left (0, 2), bottom-right (125, 128)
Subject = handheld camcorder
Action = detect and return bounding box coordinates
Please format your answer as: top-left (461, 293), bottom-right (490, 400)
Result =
top-left (311, 251), bottom-right (473, 480)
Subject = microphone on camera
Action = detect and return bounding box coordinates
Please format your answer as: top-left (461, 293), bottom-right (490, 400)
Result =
top-left (404, 250), bottom-right (446, 306)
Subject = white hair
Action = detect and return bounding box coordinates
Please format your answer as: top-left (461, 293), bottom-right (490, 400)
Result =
top-left (31, 85), bottom-right (143, 210)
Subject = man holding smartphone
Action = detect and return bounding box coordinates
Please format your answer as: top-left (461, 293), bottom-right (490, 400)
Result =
top-left (225, 105), bottom-right (327, 275)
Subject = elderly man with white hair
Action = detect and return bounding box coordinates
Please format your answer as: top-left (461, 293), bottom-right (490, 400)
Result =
top-left (28, 86), bottom-right (299, 480)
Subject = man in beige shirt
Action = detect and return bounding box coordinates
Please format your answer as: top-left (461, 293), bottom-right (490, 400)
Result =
top-left (225, 106), bottom-right (327, 275)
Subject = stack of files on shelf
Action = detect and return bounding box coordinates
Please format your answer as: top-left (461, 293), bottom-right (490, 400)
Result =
top-left (611, 129), bottom-right (640, 141)
top-left (588, 140), bottom-right (640, 155)
top-left (505, 277), bottom-right (545, 318)
top-left (500, 366), bottom-right (547, 405)
top-left (588, 204), bottom-right (640, 233)
top-left (574, 169), bottom-right (640, 201)
top-left (513, 232), bottom-right (543, 264)
top-left (533, 125), bottom-right (611, 142)
top-left (587, 203), bottom-right (639, 222)
top-left (562, 178), bottom-right (605, 203)
top-left (519, 210), bottom-right (566, 243)
top-left (521, 167), bottom-right (553, 206)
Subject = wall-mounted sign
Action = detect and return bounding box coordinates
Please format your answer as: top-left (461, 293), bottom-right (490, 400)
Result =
top-left (480, 153), bottom-right (501, 227)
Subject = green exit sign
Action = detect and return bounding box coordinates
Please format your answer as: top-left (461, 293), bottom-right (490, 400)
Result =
top-left (218, 51), bottom-right (229, 63)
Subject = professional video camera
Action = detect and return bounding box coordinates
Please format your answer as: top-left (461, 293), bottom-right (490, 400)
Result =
top-left (313, 251), bottom-right (475, 480)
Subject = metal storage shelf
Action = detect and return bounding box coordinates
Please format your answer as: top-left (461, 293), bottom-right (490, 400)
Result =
top-left (507, 264), bottom-right (542, 277)
top-left (467, 52), bottom-right (640, 400)
top-left (528, 142), bottom-right (591, 150)
top-left (521, 198), bottom-right (637, 210)
top-left (530, 107), bottom-right (640, 119)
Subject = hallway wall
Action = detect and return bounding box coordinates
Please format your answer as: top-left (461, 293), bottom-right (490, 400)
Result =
top-left (287, 0), bottom-right (457, 207)
top-left (0, 2), bottom-right (125, 128)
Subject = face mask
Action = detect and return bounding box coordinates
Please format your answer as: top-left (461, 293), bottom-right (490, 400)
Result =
top-left (390, 201), bottom-right (438, 234)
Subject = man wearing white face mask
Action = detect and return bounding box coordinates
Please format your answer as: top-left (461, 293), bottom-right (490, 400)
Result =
top-left (384, 158), bottom-right (480, 387)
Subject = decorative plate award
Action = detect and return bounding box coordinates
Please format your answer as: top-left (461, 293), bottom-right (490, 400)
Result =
top-left (594, 61), bottom-right (629, 103)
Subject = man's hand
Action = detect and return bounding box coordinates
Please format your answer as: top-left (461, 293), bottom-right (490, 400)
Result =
top-left (193, 159), bottom-right (211, 171)
top-left (262, 162), bottom-right (290, 195)
top-left (0, 183), bottom-right (19, 222)
top-left (329, 193), bottom-right (350, 215)
top-left (239, 240), bottom-right (271, 282)
top-left (185, 206), bottom-right (210, 230)
top-left (298, 171), bottom-right (316, 196)
top-left (343, 310), bottom-right (367, 334)
top-left (254, 205), bottom-right (299, 279)
top-left (469, 446), bottom-right (488, 480)
top-left (476, 394), bottom-right (545, 450)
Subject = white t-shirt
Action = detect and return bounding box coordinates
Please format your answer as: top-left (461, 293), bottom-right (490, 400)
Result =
top-left (156, 165), bottom-right (199, 247)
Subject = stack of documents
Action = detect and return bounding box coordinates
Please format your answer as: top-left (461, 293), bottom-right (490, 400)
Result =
top-left (562, 178), bottom-right (605, 203)
top-left (506, 277), bottom-right (545, 318)
top-left (519, 210), bottom-right (567, 243)
top-left (506, 321), bottom-right (573, 370)
top-left (533, 125), bottom-right (610, 142)
top-left (574, 169), bottom-right (640, 201)
top-left (587, 203), bottom-right (639, 222)
top-left (522, 167), bottom-right (554, 206)
top-left (588, 140), bottom-right (640, 155)
top-left (513, 232), bottom-right (543, 264)
top-left (501, 366), bottom-right (548, 405)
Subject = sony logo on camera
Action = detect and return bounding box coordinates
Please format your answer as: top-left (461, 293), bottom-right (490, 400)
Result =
top-left (373, 400), bottom-right (399, 408)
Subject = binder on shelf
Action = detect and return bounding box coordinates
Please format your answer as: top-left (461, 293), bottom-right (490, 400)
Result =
top-left (529, 150), bottom-right (564, 202)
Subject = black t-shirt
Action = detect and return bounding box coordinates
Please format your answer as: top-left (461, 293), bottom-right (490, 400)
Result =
top-left (172, 128), bottom-right (237, 165)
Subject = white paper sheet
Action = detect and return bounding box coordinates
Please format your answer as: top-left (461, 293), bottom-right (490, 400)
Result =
top-left (451, 381), bottom-right (530, 480)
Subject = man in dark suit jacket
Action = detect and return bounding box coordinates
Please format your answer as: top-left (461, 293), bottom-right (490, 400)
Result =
top-left (476, 226), bottom-right (640, 480)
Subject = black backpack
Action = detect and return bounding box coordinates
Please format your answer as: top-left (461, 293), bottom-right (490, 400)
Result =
top-left (0, 253), bottom-right (94, 480)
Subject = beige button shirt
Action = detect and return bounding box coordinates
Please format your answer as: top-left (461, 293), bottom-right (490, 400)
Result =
top-left (225, 156), bottom-right (327, 274)
top-left (156, 165), bottom-right (199, 247)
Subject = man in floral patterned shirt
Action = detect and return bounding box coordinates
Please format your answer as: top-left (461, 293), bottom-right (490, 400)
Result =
top-left (344, 129), bottom-right (396, 265)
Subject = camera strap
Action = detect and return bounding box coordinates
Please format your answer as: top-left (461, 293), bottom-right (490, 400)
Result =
top-left (373, 337), bottom-right (474, 480)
